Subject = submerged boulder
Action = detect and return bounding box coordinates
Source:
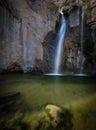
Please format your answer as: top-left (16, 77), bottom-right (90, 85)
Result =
top-left (22, 104), bottom-right (73, 130)
top-left (45, 104), bottom-right (73, 130)
top-left (45, 104), bottom-right (62, 127)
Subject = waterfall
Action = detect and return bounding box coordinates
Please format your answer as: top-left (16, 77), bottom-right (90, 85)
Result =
top-left (80, 6), bottom-right (84, 73)
top-left (53, 14), bottom-right (66, 74)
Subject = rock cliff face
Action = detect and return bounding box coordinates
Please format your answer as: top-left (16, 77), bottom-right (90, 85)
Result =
top-left (0, 0), bottom-right (58, 73)
top-left (0, 0), bottom-right (96, 73)
top-left (87, 0), bottom-right (96, 29)
top-left (84, 0), bottom-right (96, 73)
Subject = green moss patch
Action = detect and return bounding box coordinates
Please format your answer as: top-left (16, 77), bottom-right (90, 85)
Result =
top-left (65, 94), bottom-right (96, 130)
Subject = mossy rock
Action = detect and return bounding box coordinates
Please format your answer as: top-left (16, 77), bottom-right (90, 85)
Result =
top-left (0, 104), bottom-right (73, 130)
top-left (45, 104), bottom-right (73, 130)
top-left (22, 104), bottom-right (73, 130)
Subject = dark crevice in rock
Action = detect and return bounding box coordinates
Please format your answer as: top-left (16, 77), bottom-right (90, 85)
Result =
top-left (0, 0), bottom-right (19, 20)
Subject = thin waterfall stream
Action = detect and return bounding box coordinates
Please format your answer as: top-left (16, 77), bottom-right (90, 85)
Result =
top-left (80, 6), bottom-right (84, 73)
top-left (53, 14), bottom-right (66, 74)
top-left (75, 7), bottom-right (87, 76)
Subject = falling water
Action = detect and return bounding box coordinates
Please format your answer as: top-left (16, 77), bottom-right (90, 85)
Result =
top-left (54, 14), bottom-right (66, 74)
top-left (80, 6), bottom-right (84, 73)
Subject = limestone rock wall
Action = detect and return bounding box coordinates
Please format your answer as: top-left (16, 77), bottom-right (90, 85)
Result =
top-left (0, 0), bottom-right (58, 73)
top-left (0, 6), bottom-right (22, 72)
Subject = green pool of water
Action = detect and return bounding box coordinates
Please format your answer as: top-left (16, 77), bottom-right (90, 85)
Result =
top-left (0, 74), bottom-right (96, 110)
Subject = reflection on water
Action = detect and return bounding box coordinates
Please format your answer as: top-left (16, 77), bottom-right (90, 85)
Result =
top-left (0, 74), bottom-right (96, 109)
